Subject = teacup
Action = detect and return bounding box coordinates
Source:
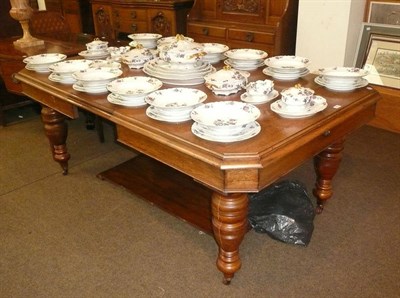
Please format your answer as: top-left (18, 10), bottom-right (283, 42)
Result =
top-left (246, 79), bottom-right (274, 99)
top-left (280, 84), bottom-right (314, 111)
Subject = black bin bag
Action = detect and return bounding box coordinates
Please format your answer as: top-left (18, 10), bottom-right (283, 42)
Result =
top-left (248, 180), bottom-right (316, 246)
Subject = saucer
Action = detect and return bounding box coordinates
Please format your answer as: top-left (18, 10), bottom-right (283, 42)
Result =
top-left (48, 73), bottom-right (76, 84)
top-left (72, 83), bottom-right (108, 94)
top-left (146, 106), bottom-right (192, 123)
top-left (240, 90), bottom-right (279, 104)
top-left (270, 96), bottom-right (327, 118)
top-left (107, 93), bottom-right (147, 107)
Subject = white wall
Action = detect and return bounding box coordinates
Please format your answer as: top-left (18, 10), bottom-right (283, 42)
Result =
top-left (296, 0), bottom-right (366, 72)
top-left (37, 0), bottom-right (46, 10)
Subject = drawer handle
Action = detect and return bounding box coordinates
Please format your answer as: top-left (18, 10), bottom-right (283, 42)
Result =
top-left (131, 24), bottom-right (137, 31)
top-left (323, 130), bottom-right (331, 137)
top-left (202, 28), bottom-right (209, 35)
top-left (131, 11), bottom-right (136, 19)
top-left (246, 32), bottom-right (254, 42)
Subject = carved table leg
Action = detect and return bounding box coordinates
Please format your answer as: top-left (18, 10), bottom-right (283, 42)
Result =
top-left (211, 192), bottom-right (248, 285)
top-left (313, 139), bottom-right (344, 214)
top-left (41, 105), bottom-right (70, 175)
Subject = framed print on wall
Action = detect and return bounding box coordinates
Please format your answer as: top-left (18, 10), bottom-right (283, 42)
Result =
top-left (354, 22), bottom-right (400, 89)
top-left (363, 36), bottom-right (400, 88)
top-left (366, 0), bottom-right (400, 25)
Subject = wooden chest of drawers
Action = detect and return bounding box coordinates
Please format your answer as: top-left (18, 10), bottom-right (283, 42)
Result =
top-left (91, 0), bottom-right (194, 39)
top-left (187, 0), bottom-right (298, 56)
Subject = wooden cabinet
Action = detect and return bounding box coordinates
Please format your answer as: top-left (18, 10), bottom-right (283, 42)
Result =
top-left (91, 0), bottom-right (194, 40)
top-left (61, 0), bottom-right (94, 34)
top-left (368, 85), bottom-right (400, 133)
top-left (187, 0), bottom-right (298, 56)
top-left (28, 0), bottom-right (94, 35)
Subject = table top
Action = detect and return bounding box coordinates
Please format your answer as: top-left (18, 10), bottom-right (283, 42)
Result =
top-left (15, 62), bottom-right (380, 192)
top-left (0, 36), bottom-right (87, 61)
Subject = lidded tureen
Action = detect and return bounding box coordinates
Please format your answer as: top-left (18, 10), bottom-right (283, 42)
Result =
top-left (85, 38), bottom-right (108, 52)
top-left (204, 65), bottom-right (250, 95)
top-left (280, 84), bottom-right (315, 111)
top-left (122, 44), bottom-right (156, 69)
top-left (158, 34), bottom-right (206, 65)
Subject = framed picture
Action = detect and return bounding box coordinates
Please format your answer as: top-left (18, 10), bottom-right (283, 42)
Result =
top-left (364, 37), bottom-right (400, 88)
top-left (354, 23), bottom-right (400, 89)
top-left (366, 1), bottom-right (400, 25)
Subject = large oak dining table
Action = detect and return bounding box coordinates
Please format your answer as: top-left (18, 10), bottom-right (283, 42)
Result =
top-left (14, 59), bottom-right (380, 284)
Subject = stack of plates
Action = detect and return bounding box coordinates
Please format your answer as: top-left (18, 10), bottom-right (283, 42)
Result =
top-left (72, 67), bottom-right (122, 94)
top-left (106, 76), bottom-right (163, 107)
top-left (23, 53), bottom-right (67, 73)
top-left (143, 58), bottom-right (215, 86)
top-left (48, 59), bottom-right (93, 84)
top-left (224, 49), bottom-right (268, 70)
top-left (263, 55), bottom-right (310, 80)
top-left (270, 95), bottom-right (328, 119)
top-left (202, 43), bottom-right (229, 64)
top-left (315, 67), bottom-right (369, 91)
top-left (190, 101), bottom-right (261, 142)
top-left (145, 87), bottom-right (207, 122)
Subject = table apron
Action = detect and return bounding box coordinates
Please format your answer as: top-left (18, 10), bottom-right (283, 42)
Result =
top-left (21, 83), bottom-right (79, 118)
top-left (117, 98), bottom-right (376, 194)
top-left (258, 100), bottom-right (377, 188)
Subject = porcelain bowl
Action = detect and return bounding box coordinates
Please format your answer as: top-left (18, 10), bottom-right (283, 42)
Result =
top-left (72, 67), bottom-right (122, 87)
top-left (265, 55), bottom-right (311, 72)
top-left (48, 59), bottom-right (92, 77)
top-left (191, 101), bottom-right (260, 134)
top-left (128, 33), bottom-right (162, 49)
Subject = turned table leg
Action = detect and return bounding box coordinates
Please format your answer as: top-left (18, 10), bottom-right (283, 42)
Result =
top-left (313, 139), bottom-right (344, 214)
top-left (211, 192), bottom-right (248, 285)
top-left (41, 105), bottom-right (70, 175)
